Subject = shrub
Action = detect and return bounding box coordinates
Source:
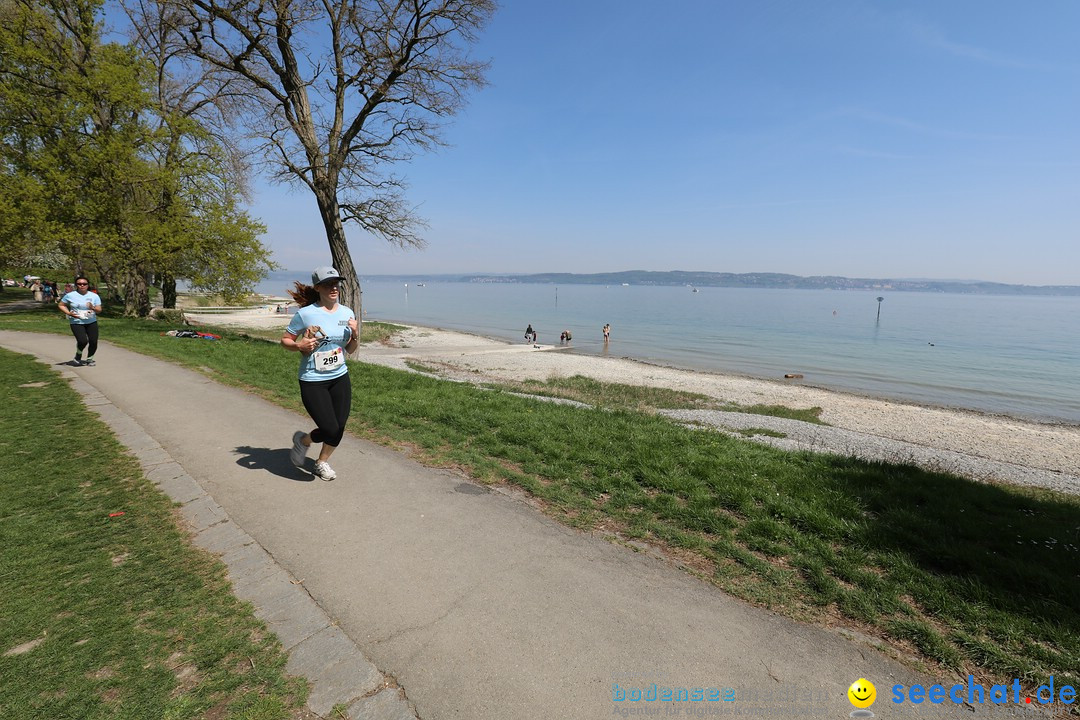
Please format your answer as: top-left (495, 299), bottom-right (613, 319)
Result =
top-left (151, 308), bottom-right (186, 324)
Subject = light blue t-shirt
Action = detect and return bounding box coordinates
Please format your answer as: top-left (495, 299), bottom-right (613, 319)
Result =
top-left (286, 303), bottom-right (356, 381)
top-left (61, 290), bottom-right (102, 325)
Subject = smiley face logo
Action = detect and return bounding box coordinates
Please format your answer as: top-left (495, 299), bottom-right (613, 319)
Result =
top-left (847, 678), bottom-right (876, 709)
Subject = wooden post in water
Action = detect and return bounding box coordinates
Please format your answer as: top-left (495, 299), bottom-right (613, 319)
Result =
top-left (876, 296), bottom-right (884, 322)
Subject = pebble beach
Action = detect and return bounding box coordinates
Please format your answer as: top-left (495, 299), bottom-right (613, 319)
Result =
top-left (196, 309), bottom-right (1080, 497)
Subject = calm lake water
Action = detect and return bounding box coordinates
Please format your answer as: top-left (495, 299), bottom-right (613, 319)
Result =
top-left (257, 273), bottom-right (1080, 424)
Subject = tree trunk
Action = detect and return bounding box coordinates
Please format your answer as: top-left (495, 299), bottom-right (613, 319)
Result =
top-left (123, 265), bottom-right (151, 317)
top-left (161, 272), bottom-right (177, 309)
top-left (314, 188), bottom-right (363, 355)
top-left (95, 262), bottom-right (117, 301)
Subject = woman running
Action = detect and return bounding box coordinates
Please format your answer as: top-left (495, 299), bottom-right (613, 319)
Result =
top-left (58, 276), bottom-right (102, 366)
top-left (281, 266), bottom-right (360, 480)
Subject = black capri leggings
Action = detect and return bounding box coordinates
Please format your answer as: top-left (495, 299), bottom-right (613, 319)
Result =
top-left (299, 373), bottom-right (352, 447)
top-left (70, 321), bottom-right (99, 357)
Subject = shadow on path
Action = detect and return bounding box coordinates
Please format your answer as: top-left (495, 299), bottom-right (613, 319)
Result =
top-left (234, 445), bottom-right (313, 482)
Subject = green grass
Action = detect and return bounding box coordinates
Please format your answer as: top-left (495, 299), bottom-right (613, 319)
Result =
top-left (0, 348), bottom-right (307, 719)
top-left (735, 427), bottom-right (788, 439)
top-left (356, 321), bottom-right (407, 344)
top-left (0, 286), bottom-right (40, 305)
top-left (2, 310), bottom-right (1079, 698)
top-left (476, 374), bottom-right (824, 422)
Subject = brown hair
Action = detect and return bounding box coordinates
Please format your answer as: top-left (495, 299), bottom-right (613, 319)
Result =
top-left (288, 282), bottom-right (320, 308)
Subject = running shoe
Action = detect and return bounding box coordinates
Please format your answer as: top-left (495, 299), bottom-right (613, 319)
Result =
top-left (73, 357), bottom-right (83, 366)
top-left (82, 358), bottom-right (96, 366)
top-left (290, 431), bottom-right (309, 467)
top-left (313, 460), bottom-right (336, 481)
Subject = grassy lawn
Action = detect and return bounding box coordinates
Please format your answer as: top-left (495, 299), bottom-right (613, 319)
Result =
top-left (2, 307), bottom-right (1078, 699)
top-left (500, 374), bottom-right (825, 423)
top-left (0, 347), bottom-right (307, 719)
top-left (0, 285), bottom-right (41, 305)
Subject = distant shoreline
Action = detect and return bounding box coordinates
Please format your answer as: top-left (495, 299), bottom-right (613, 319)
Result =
top-left (344, 272), bottom-right (1080, 296)
top-left (257, 270), bottom-right (1080, 297)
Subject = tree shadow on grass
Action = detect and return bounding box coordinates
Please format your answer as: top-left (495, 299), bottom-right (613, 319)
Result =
top-left (233, 445), bottom-right (313, 482)
top-left (820, 453), bottom-right (1080, 677)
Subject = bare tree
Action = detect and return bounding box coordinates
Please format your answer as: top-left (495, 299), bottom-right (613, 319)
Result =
top-left (167, 0), bottom-right (494, 315)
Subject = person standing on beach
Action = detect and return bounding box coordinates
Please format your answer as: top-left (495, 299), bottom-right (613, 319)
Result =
top-left (525, 324), bottom-right (535, 343)
top-left (281, 267), bottom-right (359, 481)
top-left (58, 276), bottom-right (102, 366)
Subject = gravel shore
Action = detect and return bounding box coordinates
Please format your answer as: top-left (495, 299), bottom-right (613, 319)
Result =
top-left (198, 312), bottom-right (1080, 496)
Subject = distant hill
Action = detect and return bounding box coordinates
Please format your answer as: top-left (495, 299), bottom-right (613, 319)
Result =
top-left (399, 271), bottom-right (1078, 296)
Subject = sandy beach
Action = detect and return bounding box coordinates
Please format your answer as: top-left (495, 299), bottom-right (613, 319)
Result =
top-left (193, 309), bottom-right (1080, 496)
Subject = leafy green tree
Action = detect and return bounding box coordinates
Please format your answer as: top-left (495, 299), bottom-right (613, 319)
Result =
top-left (0, 0), bottom-right (83, 271)
top-left (1, 0), bottom-right (275, 314)
top-left (122, 0), bottom-right (275, 308)
top-left (177, 197), bottom-right (269, 303)
top-left (1, 0), bottom-right (164, 312)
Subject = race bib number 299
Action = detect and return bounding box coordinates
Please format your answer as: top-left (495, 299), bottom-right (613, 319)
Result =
top-left (313, 346), bottom-right (344, 372)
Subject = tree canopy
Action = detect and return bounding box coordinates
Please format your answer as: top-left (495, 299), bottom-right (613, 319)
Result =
top-left (0, 0), bottom-right (275, 313)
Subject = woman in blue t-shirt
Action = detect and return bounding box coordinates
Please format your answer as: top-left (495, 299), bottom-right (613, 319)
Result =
top-left (58, 276), bottom-right (103, 366)
top-left (280, 266), bottom-right (359, 481)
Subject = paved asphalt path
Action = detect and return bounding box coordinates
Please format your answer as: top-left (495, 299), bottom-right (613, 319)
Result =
top-left (1, 330), bottom-right (1031, 719)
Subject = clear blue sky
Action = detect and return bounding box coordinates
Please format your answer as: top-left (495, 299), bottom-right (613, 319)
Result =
top-left (250, 0), bottom-right (1079, 285)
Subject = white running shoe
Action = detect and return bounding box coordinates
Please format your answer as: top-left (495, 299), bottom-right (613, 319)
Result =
top-left (290, 431), bottom-right (309, 467)
top-left (313, 460), bottom-right (336, 481)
